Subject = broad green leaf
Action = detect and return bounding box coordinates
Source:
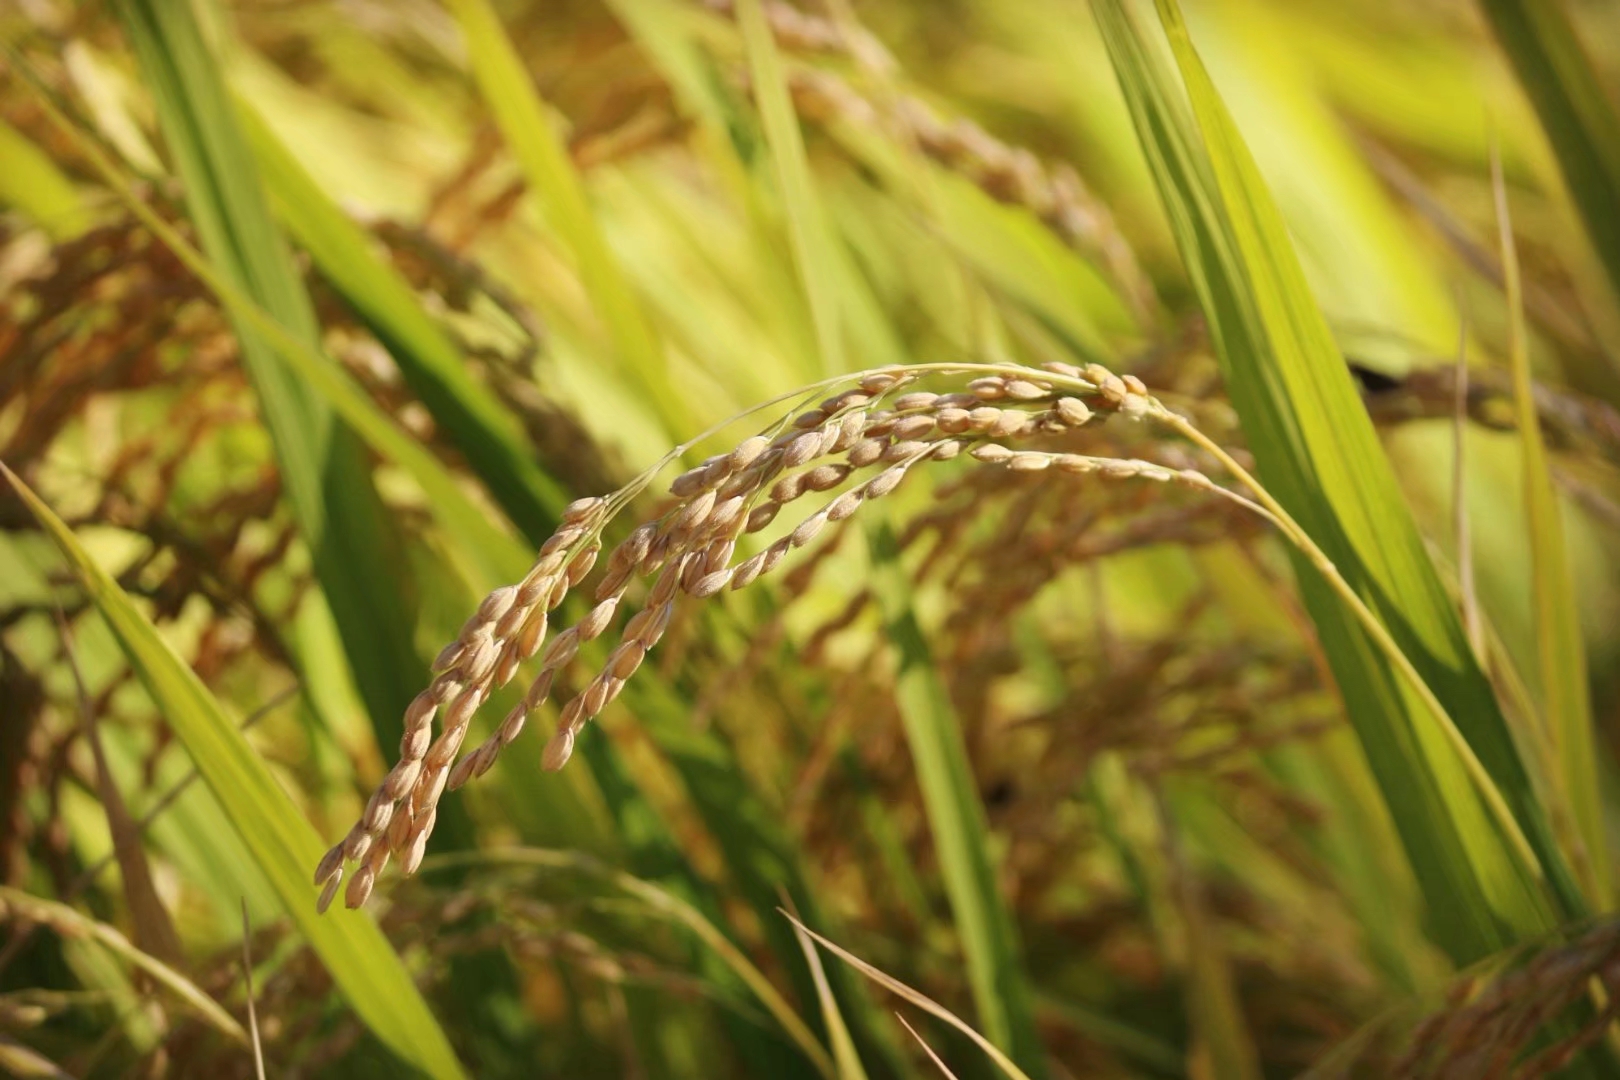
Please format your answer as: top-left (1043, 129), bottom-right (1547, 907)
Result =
top-left (444, 0), bottom-right (685, 439)
top-left (108, 9), bottom-right (535, 1063)
top-left (573, 719), bottom-right (828, 1080)
top-left (630, 671), bottom-right (913, 1080)
top-left (735, 0), bottom-right (844, 374)
top-left (1162, 788), bottom-right (1262, 1080)
top-left (867, 524), bottom-right (1046, 1077)
top-left (2, 466), bottom-right (466, 1080)
top-left (1091, 0), bottom-right (1584, 965)
top-left (238, 101), bottom-right (568, 544)
top-left (118, 0), bottom-right (428, 753)
top-left (1480, 0), bottom-right (1620, 309)
top-left (1494, 159), bottom-right (1606, 904)
top-left (0, 117), bottom-right (89, 238)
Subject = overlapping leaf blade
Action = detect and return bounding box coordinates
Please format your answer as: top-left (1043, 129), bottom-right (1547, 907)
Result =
top-left (239, 103), bottom-right (567, 542)
top-left (1480, 0), bottom-right (1620, 310)
top-left (119, 0), bottom-right (425, 752)
top-left (444, 0), bottom-right (684, 438)
top-left (1090, 0), bottom-right (1583, 963)
top-left (3, 467), bottom-right (465, 1080)
top-left (868, 524), bottom-right (1046, 1078)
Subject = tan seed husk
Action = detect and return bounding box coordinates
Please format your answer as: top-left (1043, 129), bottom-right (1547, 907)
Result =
top-left (448, 753), bottom-right (479, 792)
top-left (609, 641), bottom-right (647, 679)
top-left (542, 627), bottom-right (581, 669)
top-left (316, 870), bottom-right (344, 914)
top-left (891, 414), bottom-right (935, 440)
top-left (862, 411), bottom-right (895, 437)
top-left (475, 585), bottom-right (519, 625)
top-left (1056, 397), bottom-right (1093, 425)
top-left (847, 439), bottom-right (884, 467)
top-left (577, 598), bottom-right (619, 641)
top-left (867, 464), bottom-right (910, 498)
top-left (728, 434), bottom-right (771, 471)
top-left (314, 845), bottom-right (345, 889)
top-left (542, 728), bottom-right (576, 771)
top-left (834, 412), bottom-right (866, 450)
top-left (561, 496), bottom-right (604, 524)
top-left (760, 539), bottom-right (791, 575)
top-left (746, 503), bottom-right (781, 532)
top-left (968, 377), bottom-right (1006, 399)
top-left (402, 820), bottom-right (433, 877)
top-left (691, 568), bottom-right (733, 596)
top-left (672, 489), bottom-right (718, 535)
top-left (670, 464), bottom-right (715, 498)
top-left (990, 411), bottom-right (1031, 438)
top-left (893, 391), bottom-right (939, 411)
top-left (595, 564), bottom-right (633, 602)
top-left (565, 543), bottom-right (600, 586)
top-left (400, 720), bottom-right (433, 762)
top-left (524, 668), bottom-right (556, 711)
top-left (430, 640), bottom-right (464, 673)
top-left (704, 538), bottom-right (736, 572)
top-left (771, 473), bottom-right (806, 504)
top-left (383, 760), bottom-right (422, 802)
top-left (732, 552), bottom-right (768, 590)
top-left (827, 490), bottom-right (863, 521)
top-left (783, 430), bottom-right (823, 468)
top-left (803, 464), bottom-right (849, 491)
top-left (790, 512), bottom-right (829, 548)
top-left (345, 866), bottom-right (377, 909)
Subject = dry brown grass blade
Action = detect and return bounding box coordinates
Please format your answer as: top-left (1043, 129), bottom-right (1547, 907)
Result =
top-left (1450, 294), bottom-right (1483, 657)
top-left (241, 900), bottom-right (266, 1080)
top-left (55, 609), bottom-right (183, 968)
top-left (896, 1014), bottom-right (961, 1080)
top-left (781, 910), bottom-right (1036, 1080)
top-left (0, 888), bottom-right (246, 1044)
top-left (0, 686), bottom-right (297, 980)
top-left (0, 1036), bottom-right (76, 1080)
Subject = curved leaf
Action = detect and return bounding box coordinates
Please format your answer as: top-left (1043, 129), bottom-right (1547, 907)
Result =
top-left (2, 465), bottom-right (466, 1080)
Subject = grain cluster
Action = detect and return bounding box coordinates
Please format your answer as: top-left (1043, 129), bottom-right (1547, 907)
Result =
top-left (315, 362), bottom-right (1239, 910)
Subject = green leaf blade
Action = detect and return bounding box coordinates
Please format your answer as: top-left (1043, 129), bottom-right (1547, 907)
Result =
top-left (239, 102), bottom-right (568, 543)
top-left (1092, 0), bottom-right (1583, 965)
top-left (444, 0), bottom-right (684, 438)
top-left (868, 524), bottom-right (1046, 1078)
top-left (4, 466), bottom-right (466, 1080)
top-left (1495, 158), bottom-right (1606, 905)
top-left (1480, 0), bottom-right (1620, 309)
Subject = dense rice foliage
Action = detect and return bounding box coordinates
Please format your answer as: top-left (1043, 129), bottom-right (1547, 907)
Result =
top-left (3, 0), bottom-right (1619, 1076)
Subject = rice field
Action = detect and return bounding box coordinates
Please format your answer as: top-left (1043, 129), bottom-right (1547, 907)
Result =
top-left (2, 0), bottom-right (1619, 1076)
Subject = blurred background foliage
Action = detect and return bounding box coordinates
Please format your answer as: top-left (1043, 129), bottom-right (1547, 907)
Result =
top-left (2, 0), bottom-right (1620, 1076)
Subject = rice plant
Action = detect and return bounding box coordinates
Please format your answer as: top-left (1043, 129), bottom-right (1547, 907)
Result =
top-left (2, 0), bottom-right (1618, 1076)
